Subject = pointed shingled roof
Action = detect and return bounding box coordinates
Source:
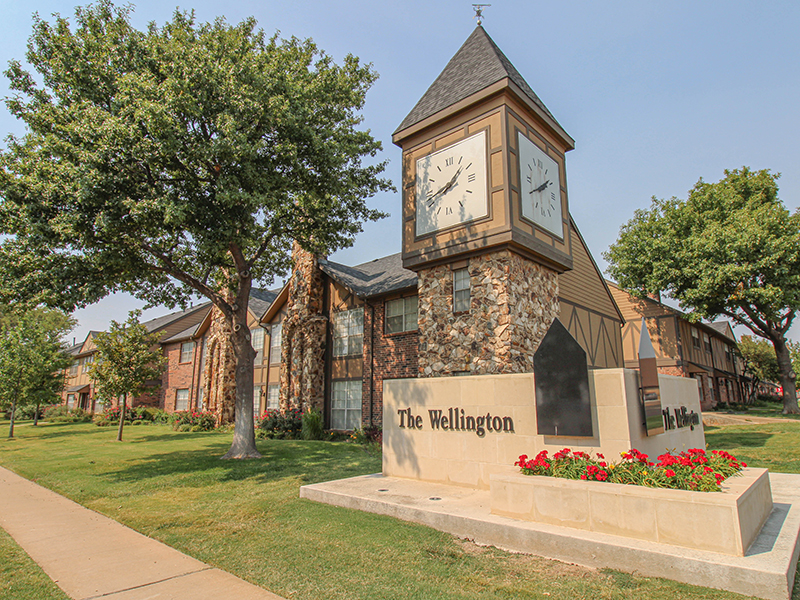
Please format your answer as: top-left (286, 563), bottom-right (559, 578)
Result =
top-left (394, 26), bottom-right (565, 140)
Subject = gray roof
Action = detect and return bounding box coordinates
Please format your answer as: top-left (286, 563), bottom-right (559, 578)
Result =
top-left (162, 323), bottom-right (202, 344)
top-left (708, 321), bottom-right (737, 343)
top-left (320, 253), bottom-right (418, 299)
top-left (140, 303), bottom-right (210, 333)
top-left (395, 26), bottom-right (559, 134)
top-left (249, 288), bottom-right (279, 319)
top-left (65, 343), bottom-right (82, 356)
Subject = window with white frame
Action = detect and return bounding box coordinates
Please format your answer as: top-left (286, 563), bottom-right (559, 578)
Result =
top-left (66, 394), bottom-right (75, 408)
top-left (82, 355), bottom-right (94, 373)
top-left (175, 389), bottom-right (189, 411)
top-left (253, 385), bottom-right (262, 416)
top-left (453, 268), bottom-right (470, 313)
top-left (269, 323), bottom-right (282, 364)
top-left (332, 308), bottom-right (363, 357)
top-left (93, 397), bottom-right (104, 413)
top-left (385, 296), bottom-right (418, 334)
top-left (197, 387), bottom-right (205, 411)
top-left (267, 384), bottom-right (280, 410)
top-left (703, 332), bottom-right (712, 354)
top-left (69, 360), bottom-right (79, 376)
top-left (251, 327), bottom-right (265, 365)
top-left (180, 341), bottom-right (194, 364)
top-left (331, 380), bottom-right (362, 430)
top-left (691, 328), bottom-right (701, 350)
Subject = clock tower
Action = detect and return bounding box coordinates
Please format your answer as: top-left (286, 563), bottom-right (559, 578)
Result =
top-left (393, 26), bottom-right (575, 376)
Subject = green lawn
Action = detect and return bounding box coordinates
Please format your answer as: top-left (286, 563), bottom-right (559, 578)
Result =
top-left (1, 420), bottom-right (797, 600)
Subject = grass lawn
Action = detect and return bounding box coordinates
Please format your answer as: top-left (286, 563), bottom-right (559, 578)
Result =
top-left (1, 419), bottom-right (798, 600)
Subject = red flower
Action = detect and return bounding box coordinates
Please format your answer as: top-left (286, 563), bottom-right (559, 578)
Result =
top-left (664, 469), bottom-right (676, 477)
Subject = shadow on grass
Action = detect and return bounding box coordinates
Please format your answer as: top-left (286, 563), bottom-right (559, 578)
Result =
top-left (704, 430), bottom-right (773, 449)
top-left (105, 439), bottom-right (378, 487)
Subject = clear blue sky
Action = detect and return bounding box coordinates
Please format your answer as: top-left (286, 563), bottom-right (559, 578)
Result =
top-left (2, 0), bottom-right (799, 344)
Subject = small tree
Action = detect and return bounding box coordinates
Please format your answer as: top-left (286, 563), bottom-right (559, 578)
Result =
top-left (605, 168), bottom-right (800, 414)
top-left (0, 309), bottom-right (72, 437)
top-left (89, 311), bottom-right (167, 441)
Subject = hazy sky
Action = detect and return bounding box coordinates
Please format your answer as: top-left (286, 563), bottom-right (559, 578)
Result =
top-left (2, 0), bottom-right (799, 344)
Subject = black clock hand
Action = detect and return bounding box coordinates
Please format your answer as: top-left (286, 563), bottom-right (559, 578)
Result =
top-left (530, 180), bottom-right (550, 194)
top-left (428, 166), bottom-right (463, 205)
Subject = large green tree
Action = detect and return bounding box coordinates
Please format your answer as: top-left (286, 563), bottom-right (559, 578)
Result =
top-left (89, 310), bottom-right (166, 442)
top-left (738, 335), bottom-right (780, 383)
top-left (0, 2), bottom-right (391, 457)
top-left (605, 167), bottom-right (800, 414)
top-left (0, 309), bottom-right (73, 437)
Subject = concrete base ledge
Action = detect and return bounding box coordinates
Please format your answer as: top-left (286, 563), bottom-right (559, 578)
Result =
top-left (490, 467), bottom-right (773, 556)
top-left (300, 472), bottom-right (800, 600)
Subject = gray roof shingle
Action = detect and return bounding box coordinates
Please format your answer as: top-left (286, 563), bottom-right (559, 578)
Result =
top-left (140, 303), bottom-right (211, 333)
top-left (320, 253), bottom-right (418, 299)
top-left (249, 288), bottom-right (279, 319)
top-left (395, 26), bottom-right (560, 135)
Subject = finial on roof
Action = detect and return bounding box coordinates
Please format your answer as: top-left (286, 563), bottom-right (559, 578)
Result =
top-left (472, 3), bottom-right (491, 26)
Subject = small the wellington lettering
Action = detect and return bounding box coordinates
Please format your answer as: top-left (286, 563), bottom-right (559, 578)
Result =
top-left (662, 406), bottom-right (700, 431)
top-left (397, 407), bottom-right (514, 438)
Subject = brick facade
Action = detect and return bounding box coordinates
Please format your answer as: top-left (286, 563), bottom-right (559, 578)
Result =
top-left (363, 298), bottom-right (419, 426)
top-left (160, 340), bottom-right (202, 412)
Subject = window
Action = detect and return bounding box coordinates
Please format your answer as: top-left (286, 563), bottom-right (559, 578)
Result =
top-left (453, 268), bottom-right (470, 313)
top-left (69, 361), bottom-right (79, 376)
top-left (703, 332), bottom-right (712, 353)
top-left (331, 380), bottom-right (362, 430)
top-left (82, 355), bottom-right (94, 373)
top-left (251, 327), bottom-right (265, 365)
top-left (66, 394), bottom-right (75, 408)
top-left (725, 346), bottom-right (732, 364)
top-left (175, 389), bottom-right (189, 411)
top-left (180, 341), bottom-right (194, 364)
top-left (199, 339), bottom-right (207, 371)
top-left (93, 397), bottom-right (104, 413)
top-left (691, 328), bottom-right (701, 351)
top-left (253, 385), bottom-right (262, 416)
top-left (267, 384), bottom-right (280, 410)
top-left (269, 323), bottom-right (282, 364)
top-left (333, 308), bottom-right (364, 357)
top-left (197, 387), bottom-right (205, 411)
top-left (386, 296), bottom-right (418, 334)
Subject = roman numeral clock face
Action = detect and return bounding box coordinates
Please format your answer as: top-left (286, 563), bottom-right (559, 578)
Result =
top-left (415, 130), bottom-right (488, 236)
top-left (518, 132), bottom-right (563, 238)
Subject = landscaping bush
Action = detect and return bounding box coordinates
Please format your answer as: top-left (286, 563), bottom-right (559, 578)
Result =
top-left (256, 408), bottom-right (303, 439)
top-left (350, 424), bottom-right (382, 446)
top-left (515, 447), bottom-right (746, 492)
top-left (13, 404), bottom-right (48, 420)
top-left (44, 405), bottom-right (92, 423)
top-left (301, 407), bottom-right (324, 440)
top-left (169, 410), bottom-right (217, 432)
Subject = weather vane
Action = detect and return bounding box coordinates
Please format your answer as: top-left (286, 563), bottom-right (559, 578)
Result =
top-left (472, 4), bottom-right (491, 25)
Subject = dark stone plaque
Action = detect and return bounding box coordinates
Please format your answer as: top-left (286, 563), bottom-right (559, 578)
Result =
top-left (534, 319), bottom-right (593, 437)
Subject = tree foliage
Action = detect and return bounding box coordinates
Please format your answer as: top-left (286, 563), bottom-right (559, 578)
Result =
top-left (0, 308), bottom-right (73, 437)
top-left (738, 335), bottom-right (779, 382)
top-left (88, 310), bottom-right (166, 441)
top-left (605, 167), bottom-right (800, 413)
top-left (0, 2), bottom-right (391, 456)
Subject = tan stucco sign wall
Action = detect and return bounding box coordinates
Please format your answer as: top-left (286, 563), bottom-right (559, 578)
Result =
top-left (383, 369), bottom-right (705, 489)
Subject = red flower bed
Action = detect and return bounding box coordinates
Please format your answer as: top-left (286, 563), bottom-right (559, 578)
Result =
top-left (515, 447), bottom-right (746, 492)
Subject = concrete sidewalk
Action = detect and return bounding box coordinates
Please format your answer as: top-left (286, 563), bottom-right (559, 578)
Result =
top-left (0, 466), bottom-right (284, 600)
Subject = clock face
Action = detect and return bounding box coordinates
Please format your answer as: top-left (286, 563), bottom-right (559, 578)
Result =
top-left (415, 130), bottom-right (488, 236)
top-left (518, 132), bottom-right (563, 238)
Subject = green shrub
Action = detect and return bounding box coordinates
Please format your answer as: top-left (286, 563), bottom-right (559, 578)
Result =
top-left (44, 405), bottom-right (92, 423)
top-left (170, 410), bottom-right (217, 432)
top-left (256, 408), bottom-right (303, 439)
top-left (302, 407), bottom-right (324, 440)
top-left (14, 404), bottom-right (48, 420)
top-left (351, 424), bottom-right (382, 446)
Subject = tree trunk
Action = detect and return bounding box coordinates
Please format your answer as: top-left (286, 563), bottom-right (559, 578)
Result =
top-left (222, 290), bottom-right (261, 459)
top-left (33, 402), bottom-right (39, 426)
top-left (8, 396), bottom-right (17, 439)
top-left (117, 393), bottom-right (126, 442)
top-left (773, 336), bottom-right (799, 414)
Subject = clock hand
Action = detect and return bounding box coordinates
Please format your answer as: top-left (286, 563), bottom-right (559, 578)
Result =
top-left (529, 180), bottom-right (550, 194)
top-left (427, 166), bottom-right (463, 204)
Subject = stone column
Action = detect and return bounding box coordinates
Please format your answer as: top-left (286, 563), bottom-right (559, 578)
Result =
top-left (417, 249), bottom-right (559, 377)
top-left (279, 243), bottom-right (327, 413)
